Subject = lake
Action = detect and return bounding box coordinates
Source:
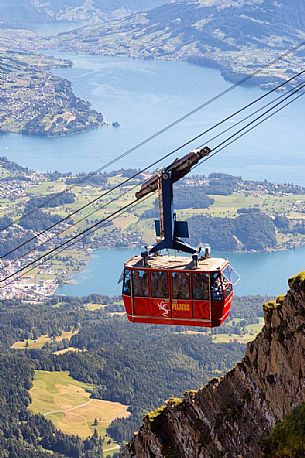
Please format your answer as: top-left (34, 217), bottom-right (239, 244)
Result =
top-left (1, 54), bottom-right (305, 184)
top-left (58, 245), bottom-right (305, 298)
top-left (1, 52), bottom-right (304, 297)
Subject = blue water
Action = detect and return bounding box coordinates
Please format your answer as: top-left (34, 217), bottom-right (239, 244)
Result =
top-left (1, 54), bottom-right (305, 185)
top-left (0, 52), bottom-right (304, 296)
top-left (58, 245), bottom-right (305, 297)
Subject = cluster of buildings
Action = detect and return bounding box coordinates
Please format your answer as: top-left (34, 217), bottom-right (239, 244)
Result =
top-left (0, 69), bottom-right (58, 131)
top-left (0, 277), bottom-right (57, 301)
top-left (98, 228), bottom-right (143, 248)
top-left (0, 177), bottom-right (37, 200)
top-left (0, 51), bottom-right (102, 137)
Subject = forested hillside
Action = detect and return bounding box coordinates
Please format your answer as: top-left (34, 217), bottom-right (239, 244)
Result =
top-left (188, 210), bottom-right (277, 251)
top-left (0, 292), bottom-right (266, 455)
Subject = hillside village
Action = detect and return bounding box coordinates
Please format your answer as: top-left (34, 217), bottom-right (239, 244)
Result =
top-left (0, 156), bottom-right (305, 301)
top-left (0, 49), bottom-right (104, 136)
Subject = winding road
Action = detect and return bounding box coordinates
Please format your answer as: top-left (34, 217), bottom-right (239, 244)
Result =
top-left (45, 399), bottom-right (93, 416)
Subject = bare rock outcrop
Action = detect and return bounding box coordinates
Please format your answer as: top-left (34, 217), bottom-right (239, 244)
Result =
top-left (122, 272), bottom-right (305, 457)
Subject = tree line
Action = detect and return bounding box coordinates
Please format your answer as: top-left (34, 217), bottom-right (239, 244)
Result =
top-left (0, 293), bottom-right (266, 452)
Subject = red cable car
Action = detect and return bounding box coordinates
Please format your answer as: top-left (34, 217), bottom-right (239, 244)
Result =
top-left (122, 147), bottom-right (239, 328)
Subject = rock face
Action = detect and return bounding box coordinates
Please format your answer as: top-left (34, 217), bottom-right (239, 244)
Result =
top-left (122, 273), bottom-right (305, 457)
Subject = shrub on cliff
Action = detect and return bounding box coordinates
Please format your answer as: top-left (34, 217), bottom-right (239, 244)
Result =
top-left (261, 403), bottom-right (305, 457)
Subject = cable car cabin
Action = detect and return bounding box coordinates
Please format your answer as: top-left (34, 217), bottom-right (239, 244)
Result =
top-left (122, 255), bottom-right (234, 328)
top-left (121, 147), bottom-right (239, 328)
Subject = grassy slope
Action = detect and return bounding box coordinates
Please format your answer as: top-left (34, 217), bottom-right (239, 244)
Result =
top-left (29, 370), bottom-right (129, 446)
top-left (212, 317), bottom-right (265, 344)
top-left (11, 330), bottom-right (78, 349)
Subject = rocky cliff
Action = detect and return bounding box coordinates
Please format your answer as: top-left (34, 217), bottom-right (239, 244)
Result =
top-left (122, 272), bottom-right (305, 457)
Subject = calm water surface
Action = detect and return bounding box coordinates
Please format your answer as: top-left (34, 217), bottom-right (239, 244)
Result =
top-left (1, 54), bottom-right (305, 184)
top-left (0, 51), bottom-right (304, 296)
top-left (58, 246), bottom-right (305, 297)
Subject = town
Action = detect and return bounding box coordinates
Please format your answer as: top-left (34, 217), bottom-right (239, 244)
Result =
top-left (0, 48), bottom-right (104, 136)
top-left (1, 156), bottom-right (305, 301)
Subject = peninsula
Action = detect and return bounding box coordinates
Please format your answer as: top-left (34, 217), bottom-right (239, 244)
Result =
top-left (0, 48), bottom-right (104, 136)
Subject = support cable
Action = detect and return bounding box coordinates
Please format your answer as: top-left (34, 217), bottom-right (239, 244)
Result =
top-left (1, 41), bottom-right (304, 234)
top-left (2, 69), bottom-right (305, 260)
top-left (2, 81), bottom-right (305, 289)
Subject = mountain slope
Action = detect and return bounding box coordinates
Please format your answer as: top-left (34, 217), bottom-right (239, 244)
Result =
top-left (46, 0), bottom-right (305, 88)
top-left (0, 0), bottom-right (178, 27)
top-left (0, 0), bottom-right (48, 27)
top-left (122, 271), bottom-right (305, 457)
top-left (33, 0), bottom-right (176, 16)
top-left (33, 0), bottom-right (178, 24)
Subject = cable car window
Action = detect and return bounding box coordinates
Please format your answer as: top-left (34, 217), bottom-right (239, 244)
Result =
top-left (223, 265), bottom-right (232, 283)
top-left (123, 269), bottom-right (131, 296)
top-left (151, 271), bottom-right (169, 298)
top-left (221, 267), bottom-right (233, 298)
top-left (211, 272), bottom-right (223, 301)
top-left (172, 272), bottom-right (190, 300)
top-left (224, 283), bottom-right (233, 298)
top-left (192, 273), bottom-right (209, 300)
top-left (132, 270), bottom-right (149, 297)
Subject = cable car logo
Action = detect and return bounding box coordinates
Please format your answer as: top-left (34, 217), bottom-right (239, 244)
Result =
top-left (172, 303), bottom-right (190, 312)
top-left (157, 301), bottom-right (170, 317)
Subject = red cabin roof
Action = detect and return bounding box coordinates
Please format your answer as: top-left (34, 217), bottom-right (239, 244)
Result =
top-left (125, 255), bottom-right (229, 272)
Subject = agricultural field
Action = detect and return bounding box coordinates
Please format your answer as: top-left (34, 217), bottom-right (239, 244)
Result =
top-left (52, 347), bottom-right (87, 355)
top-left (2, 158), bottom-right (305, 301)
top-left (85, 303), bottom-right (107, 311)
top-left (27, 180), bottom-right (66, 196)
top-left (212, 318), bottom-right (265, 344)
top-left (29, 371), bottom-right (129, 454)
top-left (11, 330), bottom-right (78, 350)
top-left (176, 192), bottom-right (305, 220)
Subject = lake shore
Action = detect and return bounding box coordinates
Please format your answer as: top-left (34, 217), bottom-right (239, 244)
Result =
top-left (0, 45), bottom-right (104, 137)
